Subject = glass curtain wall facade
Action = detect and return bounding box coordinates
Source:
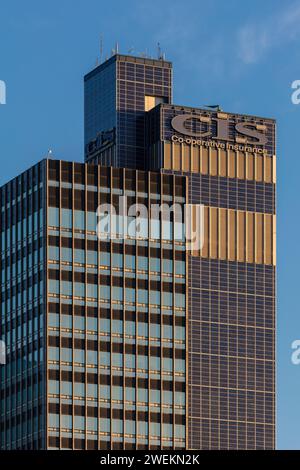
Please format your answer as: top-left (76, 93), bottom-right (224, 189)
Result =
top-left (83, 55), bottom-right (277, 451)
top-left (146, 104), bottom-right (276, 449)
top-left (84, 54), bottom-right (172, 170)
top-left (1, 52), bottom-right (277, 451)
top-left (1, 159), bottom-right (187, 450)
top-left (0, 161), bottom-right (46, 449)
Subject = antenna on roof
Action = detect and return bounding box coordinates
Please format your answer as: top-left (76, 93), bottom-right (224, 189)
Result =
top-left (157, 42), bottom-right (162, 59)
top-left (100, 34), bottom-right (103, 64)
top-left (157, 42), bottom-right (165, 60)
top-left (111, 42), bottom-right (119, 57)
top-left (128, 46), bottom-right (134, 54)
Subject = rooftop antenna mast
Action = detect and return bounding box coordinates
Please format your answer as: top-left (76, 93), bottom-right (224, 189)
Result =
top-left (157, 42), bottom-right (162, 59)
top-left (157, 42), bottom-right (165, 61)
top-left (111, 41), bottom-right (119, 57)
top-left (100, 34), bottom-right (103, 64)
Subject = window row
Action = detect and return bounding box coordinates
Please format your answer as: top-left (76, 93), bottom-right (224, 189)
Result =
top-left (47, 414), bottom-right (185, 439)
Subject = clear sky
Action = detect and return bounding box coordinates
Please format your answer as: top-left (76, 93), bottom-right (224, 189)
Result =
top-left (0, 0), bottom-right (299, 449)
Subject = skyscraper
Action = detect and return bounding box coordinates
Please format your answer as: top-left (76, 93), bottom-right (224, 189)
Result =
top-left (0, 160), bottom-right (187, 450)
top-left (84, 54), bottom-right (172, 169)
top-left (84, 54), bottom-right (276, 450)
top-left (1, 160), bottom-right (186, 449)
top-left (147, 104), bottom-right (276, 449)
top-left (1, 52), bottom-right (276, 450)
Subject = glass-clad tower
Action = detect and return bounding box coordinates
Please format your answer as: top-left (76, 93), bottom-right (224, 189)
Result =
top-left (0, 161), bottom-right (47, 449)
top-left (146, 104), bottom-right (276, 449)
top-left (1, 52), bottom-right (276, 450)
top-left (84, 54), bottom-right (172, 169)
top-left (1, 159), bottom-right (187, 449)
top-left (84, 54), bottom-right (277, 450)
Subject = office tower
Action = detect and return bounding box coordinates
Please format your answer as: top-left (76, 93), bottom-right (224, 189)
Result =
top-left (84, 54), bottom-right (172, 169)
top-left (0, 161), bottom-right (46, 449)
top-left (0, 159), bottom-right (187, 449)
top-left (147, 104), bottom-right (276, 449)
top-left (84, 54), bottom-right (276, 450)
top-left (1, 52), bottom-right (276, 450)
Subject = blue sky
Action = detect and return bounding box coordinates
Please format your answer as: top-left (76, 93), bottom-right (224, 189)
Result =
top-left (0, 0), bottom-right (299, 449)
